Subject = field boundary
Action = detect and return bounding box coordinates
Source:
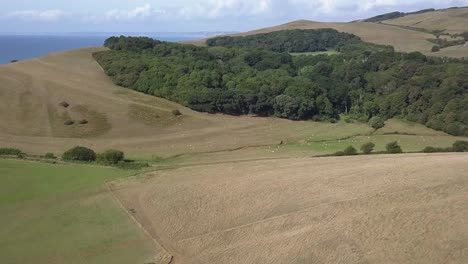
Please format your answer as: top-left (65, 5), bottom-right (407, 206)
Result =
top-left (106, 181), bottom-right (174, 264)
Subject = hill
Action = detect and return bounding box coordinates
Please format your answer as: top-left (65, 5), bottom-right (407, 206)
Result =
top-left (190, 20), bottom-right (435, 54)
top-left (380, 7), bottom-right (468, 34)
top-left (189, 8), bottom-right (468, 57)
top-left (1, 47), bottom-right (466, 162)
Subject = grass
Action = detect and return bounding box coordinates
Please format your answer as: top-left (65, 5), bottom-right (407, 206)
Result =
top-left (0, 159), bottom-right (158, 264)
top-left (290, 50), bottom-right (339, 56)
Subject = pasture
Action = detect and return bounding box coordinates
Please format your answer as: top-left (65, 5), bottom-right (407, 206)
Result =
top-left (0, 159), bottom-right (170, 264)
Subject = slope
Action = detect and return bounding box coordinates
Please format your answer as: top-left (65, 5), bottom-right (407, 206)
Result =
top-left (381, 7), bottom-right (468, 34)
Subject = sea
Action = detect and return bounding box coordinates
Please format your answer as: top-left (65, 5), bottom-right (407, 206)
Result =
top-left (0, 32), bottom-right (222, 64)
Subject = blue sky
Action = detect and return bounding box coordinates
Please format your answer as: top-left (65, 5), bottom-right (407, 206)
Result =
top-left (1, 0), bottom-right (468, 32)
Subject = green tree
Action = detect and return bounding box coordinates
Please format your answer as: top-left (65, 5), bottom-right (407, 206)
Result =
top-left (360, 142), bottom-right (375, 154)
top-left (62, 146), bottom-right (96, 162)
top-left (368, 116), bottom-right (385, 129)
top-left (453, 141), bottom-right (468, 152)
top-left (386, 141), bottom-right (402, 154)
top-left (343, 146), bottom-right (358, 155)
top-left (97, 150), bottom-right (125, 165)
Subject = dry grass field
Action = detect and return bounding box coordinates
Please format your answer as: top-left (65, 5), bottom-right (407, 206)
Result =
top-left (111, 153), bottom-right (468, 264)
top-left (189, 8), bottom-right (468, 57)
top-left (0, 48), bottom-right (373, 158)
top-left (382, 8), bottom-right (468, 34)
top-left (0, 48), bottom-right (466, 163)
top-left (190, 20), bottom-right (435, 53)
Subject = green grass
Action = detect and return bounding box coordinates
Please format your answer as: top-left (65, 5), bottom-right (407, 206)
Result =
top-left (290, 50), bottom-right (339, 56)
top-left (0, 159), bottom-right (157, 264)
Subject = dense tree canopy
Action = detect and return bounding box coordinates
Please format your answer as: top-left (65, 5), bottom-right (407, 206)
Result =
top-left (206, 29), bottom-right (362, 53)
top-left (95, 30), bottom-right (468, 136)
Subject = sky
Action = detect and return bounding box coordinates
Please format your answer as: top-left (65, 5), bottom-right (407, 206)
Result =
top-left (1, 0), bottom-right (468, 33)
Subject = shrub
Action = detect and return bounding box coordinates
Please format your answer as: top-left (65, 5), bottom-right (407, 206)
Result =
top-left (62, 146), bottom-right (96, 162)
top-left (422, 146), bottom-right (452, 153)
top-left (78, 119), bottom-right (88, 124)
top-left (453, 141), bottom-right (468, 152)
top-left (172, 109), bottom-right (182, 116)
top-left (431, 45), bottom-right (440, 52)
top-left (115, 161), bottom-right (150, 170)
top-left (64, 120), bottom-right (74, 126)
top-left (343, 146), bottom-right (358, 155)
top-left (97, 149), bottom-right (124, 165)
top-left (368, 116), bottom-right (385, 129)
top-left (44, 153), bottom-right (57, 159)
top-left (386, 141), bottom-right (402, 154)
top-left (0, 148), bottom-right (22, 156)
top-left (360, 142), bottom-right (375, 154)
top-left (59, 101), bottom-right (70, 108)
top-left (333, 151), bottom-right (346, 156)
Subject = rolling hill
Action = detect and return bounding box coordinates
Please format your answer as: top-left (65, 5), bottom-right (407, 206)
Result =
top-left (189, 7), bottom-right (468, 57)
top-left (1, 48), bottom-right (466, 162)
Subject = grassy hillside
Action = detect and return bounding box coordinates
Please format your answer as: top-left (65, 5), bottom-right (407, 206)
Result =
top-left (0, 159), bottom-right (170, 264)
top-left (191, 20), bottom-right (435, 54)
top-left (381, 7), bottom-right (468, 34)
top-left (189, 8), bottom-right (468, 57)
top-left (1, 48), bottom-right (466, 162)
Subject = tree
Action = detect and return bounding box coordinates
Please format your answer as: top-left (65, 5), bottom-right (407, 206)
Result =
top-left (360, 142), bottom-right (375, 154)
top-left (97, 150), bottom-right (125, 164)
top-left (62, 146), bottom-right (96, 162)
top-left (453, 141), bottom-right (468, 152)
top-left (386, 141), bottom-right (402, 154)
top-left (368, 116), bottom-right (385, 129)
top-left (431, 45), bottom-right (440, 52)
top-left (343, 146), bottom-right (358, 155)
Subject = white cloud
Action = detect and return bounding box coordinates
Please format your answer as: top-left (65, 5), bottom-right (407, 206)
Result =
top-left (105, 4), bottom-right (166, 21)
top-left (178, 0), bottom-right (273, 18)
top-left (7, 9), bottom-right (65, 21)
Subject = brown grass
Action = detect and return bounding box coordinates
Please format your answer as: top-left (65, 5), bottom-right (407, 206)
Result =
top-left (112, 153), bottom-right (468, 264)
top-left (0, 48), bottom-right (466, 160)
top-left (382, 8), bottom-right (468, 34)
top-left (188, 8), bottom-right (468, 57)
top-left (188, 20), bottom-right (435, 53)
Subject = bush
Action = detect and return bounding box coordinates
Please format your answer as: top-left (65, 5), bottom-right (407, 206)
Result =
top-left (0, 148), bottom-right (22, 156)
top-left (343, 146), bottom-right (358, 155)
top-left (64, 120), bottom-right (74, 126)
top-left (333, 151), bottom-right (346, 156)
top-left (360, 142), bottom-right (375, 154)
top-left (431, 45), bottom-right (440, 52)
top-left (44, 153), bottom-right (57, 159)
top-left (172, 109), bottom-right (182, 116)
top-left (62, 146), bottom-right (96, 162)
top-left (386, 141), bottom-right (402, 154)
top-left (368, 116), bottom-right (385, 129)
top-left (59, 101), bottom-right (70, 108)
top-left (115, 161), bottom-right (150, 170)
top-left (453, 141), bottom-right (468, 152)
top-left (97, 149), bottom-right (125, 165)
top-left (78, 119), bottom-right (88, 124)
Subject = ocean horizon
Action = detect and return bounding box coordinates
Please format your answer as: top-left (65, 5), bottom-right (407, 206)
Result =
top-left (0, 32), bottom-right (228, 64)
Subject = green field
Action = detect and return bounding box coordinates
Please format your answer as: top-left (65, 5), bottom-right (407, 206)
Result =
top-left (0, 159), bottom-right (158, 264)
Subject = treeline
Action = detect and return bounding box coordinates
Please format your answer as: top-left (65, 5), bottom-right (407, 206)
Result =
top-left (95, 31), bottom-right (468, 136)
top-left (363, 8), bottom-right (435, 22)
top-left (206, 29), bottom-right (363, 53)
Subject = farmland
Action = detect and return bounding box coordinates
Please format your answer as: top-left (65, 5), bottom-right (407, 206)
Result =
top-left (112, 153), bottom-right (468, 264)
top-left (0, 159), bottom-right (170, 264)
